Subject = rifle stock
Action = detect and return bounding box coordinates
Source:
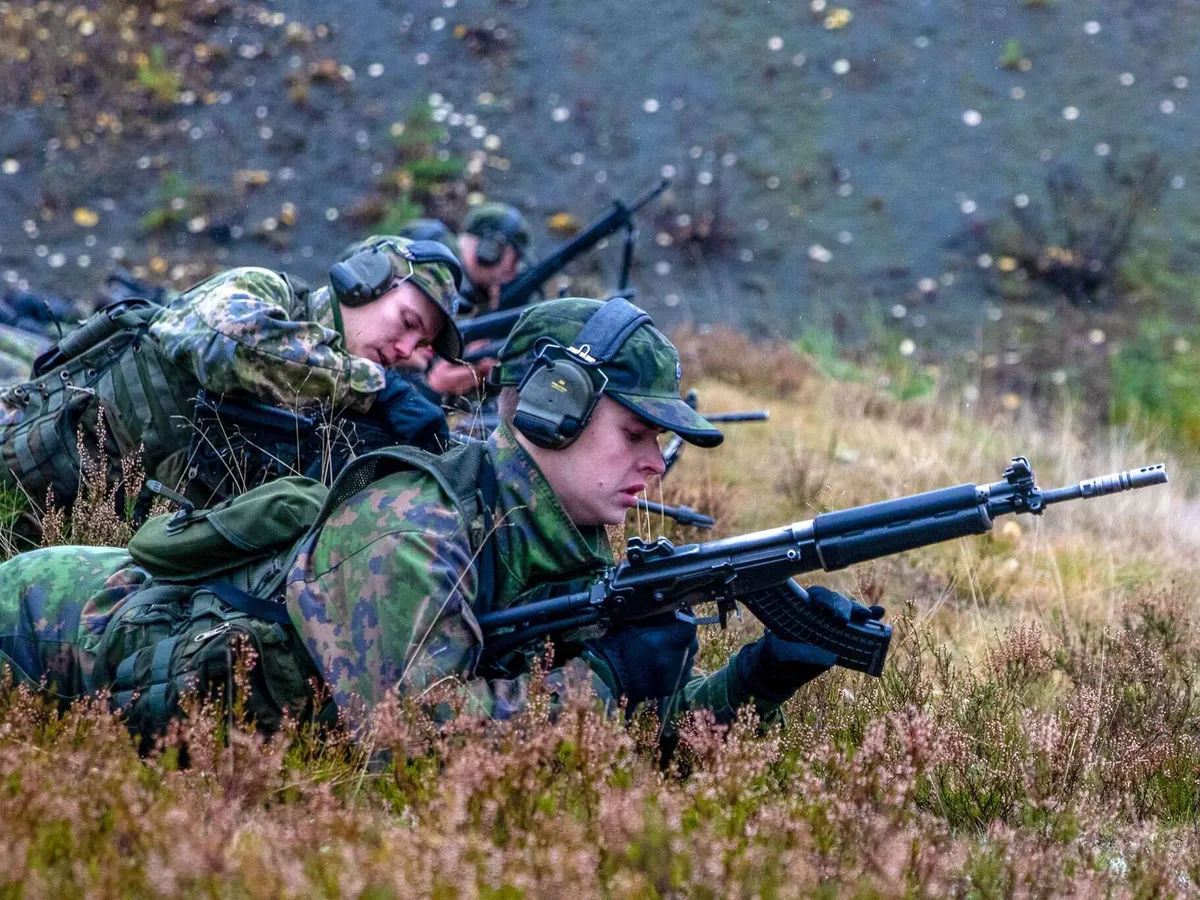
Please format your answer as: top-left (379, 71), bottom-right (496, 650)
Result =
top-left (478, 458), bottom-right (1167, 676)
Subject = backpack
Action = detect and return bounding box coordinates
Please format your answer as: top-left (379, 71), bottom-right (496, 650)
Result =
top-left (0, 270), bottom-right (314, 513)
top-left (96, 439), bottom-right (500, 740)
top-left (0, 297), bottom-right (196, 509)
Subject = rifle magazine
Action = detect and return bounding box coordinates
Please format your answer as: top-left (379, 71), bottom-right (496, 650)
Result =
top-left (740, 581), bottom-right (891, 677)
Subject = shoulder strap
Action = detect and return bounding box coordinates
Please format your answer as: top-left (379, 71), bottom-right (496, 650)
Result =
top-left (258, 439), bottom-right (501, 610)
top-left (205, 581), bottom-right (293, 624)
top-left (30, 297), bottom-right (161, 377)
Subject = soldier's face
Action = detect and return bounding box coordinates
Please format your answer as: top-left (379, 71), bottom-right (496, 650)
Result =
top-left (525, 396), bottom-right (666, 526)
top-left (461, 234), bottom-right (520, 289)
top-left (341, 281), bottom-right (445, 367)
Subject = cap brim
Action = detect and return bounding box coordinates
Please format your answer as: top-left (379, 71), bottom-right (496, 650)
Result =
top-left (412, 285), bottom-right (464, 361)
top-left (610, 392), bottom-right (724, 448)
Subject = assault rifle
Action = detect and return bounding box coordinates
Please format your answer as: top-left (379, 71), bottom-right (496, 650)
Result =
top-left (477, 458), bottom-right (1167, 675)
top-left (495, 178), bottom-right (670, 311)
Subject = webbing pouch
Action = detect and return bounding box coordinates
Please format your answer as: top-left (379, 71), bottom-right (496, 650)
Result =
top-left (127, 475), bottom-right (327, 580)
top-left (107, 587), bottom-right (317, 742)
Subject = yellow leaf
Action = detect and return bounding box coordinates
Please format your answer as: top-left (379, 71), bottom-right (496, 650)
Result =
top-left (546, 212), bottom-right (581, 238)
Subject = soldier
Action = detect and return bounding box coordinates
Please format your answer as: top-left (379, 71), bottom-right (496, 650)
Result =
top-left (401, 204), bottom-right (531, 398)
top-left (0, 297), bottom-right (860, 741)
top-left (0, 236), bottom-right (464, 526)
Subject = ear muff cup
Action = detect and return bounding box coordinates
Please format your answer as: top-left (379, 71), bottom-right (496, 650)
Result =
top-left (512, 355), bottom-right (597, 450)
top-left (329, 249), bottom-right (395, 307)
top-left (474, 235), bottom-right (505, 267)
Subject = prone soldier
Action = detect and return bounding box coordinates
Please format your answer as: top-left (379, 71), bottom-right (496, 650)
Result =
top-left (0, 236), bottom-right (465, 531)
top-left (0, 297), bottom-right (858, 741)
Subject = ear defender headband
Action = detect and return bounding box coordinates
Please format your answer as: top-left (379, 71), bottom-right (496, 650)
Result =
top-left (474, 207), bottom-right (525, 268)
top-left (513, 298), bottom-right (652, 450)
top-left (329, 239), bottom-right (464, 308)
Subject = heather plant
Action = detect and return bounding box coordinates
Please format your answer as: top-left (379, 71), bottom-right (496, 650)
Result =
top-left (2, 334), bottom-right (1200, 896)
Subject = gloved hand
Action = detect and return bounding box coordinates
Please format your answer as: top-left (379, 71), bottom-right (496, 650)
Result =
top-left (373, 369), bottom-right (449, 452)
top-left (805, 584), bottom-right (886, 626)
top-left (584, 613), bottom-right (699, 708)
top-left (736, 585), bottom-right (884, 702)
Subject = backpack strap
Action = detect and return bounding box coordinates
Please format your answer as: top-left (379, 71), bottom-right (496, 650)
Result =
top-left (255, 438), bottom-right (502, 615)
top-left (472, 451), bottom-right (500, 618)
top-left (203, 581), bottom-right (293, 625)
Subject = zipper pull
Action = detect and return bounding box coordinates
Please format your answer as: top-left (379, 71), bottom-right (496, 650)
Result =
top-left (193, 621), bottom-right (234, 643)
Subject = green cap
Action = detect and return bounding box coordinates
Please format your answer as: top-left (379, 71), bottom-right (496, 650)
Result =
top-left (494, 298), bottom-right (723, 448)
top-left (463, 202), bottom-right (531, 254)
top-left (336, 234), bottom-right (464, 360)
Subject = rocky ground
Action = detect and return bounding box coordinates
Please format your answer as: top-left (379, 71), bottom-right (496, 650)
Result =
top-left (2, 0), bottom-right (1199, 376)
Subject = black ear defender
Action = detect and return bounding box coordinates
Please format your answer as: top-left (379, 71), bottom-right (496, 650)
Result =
top-left (329, 248), bottom-right (395, 307)
top-left (473, 207), bottom-right (525, 268)
top-left (329, 239), bottom-right (465, 308)
top-left (512, 298), bottom-right (652, 450)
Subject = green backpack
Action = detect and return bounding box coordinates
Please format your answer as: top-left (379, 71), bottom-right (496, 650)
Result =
top-left (0, 297), bottom-right (196, 511)
top-left (96, 440), bottom-right (500, 740)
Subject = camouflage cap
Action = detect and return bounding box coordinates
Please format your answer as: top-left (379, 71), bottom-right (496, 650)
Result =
top-left (336, 235), bottom-right (464, 360)
top-left (493, 298), bottom-right (723, 448)
top-left (463, 202), bottom-right (532, 254)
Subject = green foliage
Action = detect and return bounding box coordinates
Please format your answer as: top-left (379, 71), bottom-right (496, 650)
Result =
top-left (794, 327), bottom-right (867, 383)
top-left (0, 486), bottom-right (26, 559)
top-left (1110, 315), bottom-right (1200, 448)
top-left (138, 172), bottom-right (192, 232)
top-left (378, 196), bottom-right (426, 234)
top-left (134, 44), bottom-right (181, 105)
top-left (795, 327), bottom-right (937, 402)
top-left (404, 156), bottom-right (465, 191)
top-left (999, 38), bottom-right (1025, 70)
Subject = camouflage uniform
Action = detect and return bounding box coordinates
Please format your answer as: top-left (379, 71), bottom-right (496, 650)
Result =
top-left (285, 421), bottom-right (783, 731)
top-left (0, 429), bottom-right (782, 731)
top-left (0, 298), bottom-right (790, 736)
top-left (0, 237), bottom-right (461, 507)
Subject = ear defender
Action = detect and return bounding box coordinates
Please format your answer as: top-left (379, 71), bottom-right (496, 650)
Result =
top-left (329, 248), bottom-right (395, 307)
top-left (511, 298), bottom-right (652, 450)
top-left (472, 206), bottom-right (525, 267)
top-left (475, 234), bottom-right (505, 267)
top-left (512, 351), bottom-right (598, 450)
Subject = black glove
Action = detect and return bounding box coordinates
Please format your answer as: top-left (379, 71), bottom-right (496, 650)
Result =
top-left (373, 370), bottom-right (449, 452)
top-left (736, 585), bottom-right (883, 702)
top-left (585, 613), bottom-right (699, 708)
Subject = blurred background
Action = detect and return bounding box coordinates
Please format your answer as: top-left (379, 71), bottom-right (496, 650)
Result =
top-left (2, 0), bottom-right (1199, 445)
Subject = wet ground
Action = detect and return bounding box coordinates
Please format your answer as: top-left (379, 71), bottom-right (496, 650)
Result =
top-left (2, 0), bottom-right (1199, 361)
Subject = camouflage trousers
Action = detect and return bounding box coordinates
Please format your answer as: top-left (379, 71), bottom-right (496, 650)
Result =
top-left (0, 546), bottom-right (147, 703)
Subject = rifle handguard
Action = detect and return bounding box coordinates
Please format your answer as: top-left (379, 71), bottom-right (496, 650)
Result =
top-left (739, 580), bottom-right (891, 677)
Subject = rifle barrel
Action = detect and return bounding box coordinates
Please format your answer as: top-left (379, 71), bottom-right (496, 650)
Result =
top-left (703, 410), bottom-right (770, 424)
top-left (637, 499), bottom-right (714, 529)
top-left (1039, 464), bottom-right (1167, 505)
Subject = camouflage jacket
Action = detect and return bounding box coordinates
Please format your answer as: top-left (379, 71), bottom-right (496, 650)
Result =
top-left (286, 422), bottom-right (786, 730)
top-left (149, 267), bottom-right (386, 414)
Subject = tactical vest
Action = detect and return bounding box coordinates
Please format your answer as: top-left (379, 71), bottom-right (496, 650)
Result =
top-left (0, 272), bottom-right (318, 513)
top-left (93, 439), bottom-right (500, 742)
top-left (0, 297), bottom-right (198, 510)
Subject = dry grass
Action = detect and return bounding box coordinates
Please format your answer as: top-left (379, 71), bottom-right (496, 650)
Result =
top-left (4, 333), bottom-right (1200, 897)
